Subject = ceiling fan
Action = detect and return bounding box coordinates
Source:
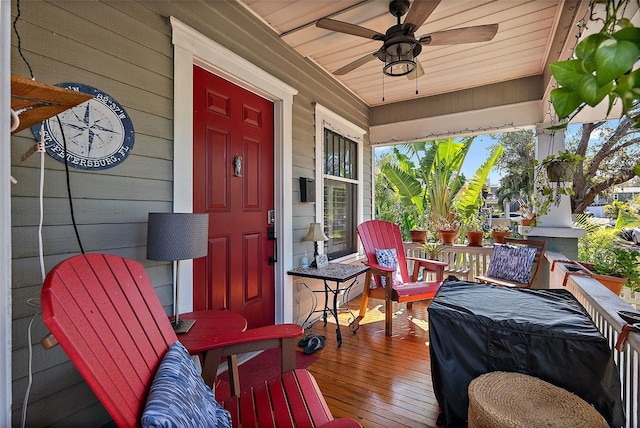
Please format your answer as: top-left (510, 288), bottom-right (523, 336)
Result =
top-left (316, 0), bottom-right (498, 79)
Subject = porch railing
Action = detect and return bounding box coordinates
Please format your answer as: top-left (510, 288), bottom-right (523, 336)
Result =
top-left (547, 252), bottom-right (639, 427)
top-left (404, 242), bottom-right (493, 280)
top-left (402, 243), bottom-right (640, 426)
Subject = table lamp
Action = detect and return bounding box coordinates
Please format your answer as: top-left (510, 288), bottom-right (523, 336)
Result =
top-left (304, 222), bottom-right (329, 267)
top-left (147, 212), bottom-right (209, 333)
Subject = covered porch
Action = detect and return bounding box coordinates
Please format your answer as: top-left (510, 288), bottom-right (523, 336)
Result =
top-left (3, 0), bottom-right (639, 425)
top-left (305, 245), bottom-right (639, 427)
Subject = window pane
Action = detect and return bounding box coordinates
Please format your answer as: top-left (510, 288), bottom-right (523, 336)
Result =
top-left (324, 179), bottom-right (357, 258)
top-left (324, 129), bottom-right (357, 179)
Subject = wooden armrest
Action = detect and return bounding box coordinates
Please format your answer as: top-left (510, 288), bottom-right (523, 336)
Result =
top-left (407, 257), bottom-right (448, 268)
top-left (408, 257), bottom-right (446, 283)
top-left (363, 261), bottom-right (395, 273)
top-left (476, 275), bottom-right (528, 288)
top-left (199, 323), bottom-right (303, 392)
top-left (201, 324), bottom-right (302, 350)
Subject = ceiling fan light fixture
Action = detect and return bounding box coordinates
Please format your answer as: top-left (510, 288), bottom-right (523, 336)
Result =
top-left (381, 37), bottom-right (421, 77)
top-left (383, 56), bottom-right (415, 77)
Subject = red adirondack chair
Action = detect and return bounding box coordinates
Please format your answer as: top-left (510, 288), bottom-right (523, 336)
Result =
top-left (355, 220), bottom-right (447, 335)
top-left (40, 253), bottom-right (361, 427)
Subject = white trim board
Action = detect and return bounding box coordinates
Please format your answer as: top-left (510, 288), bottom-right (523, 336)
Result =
top-left (1, 0), bottom-right (12, 422)
top-left (171, 17), bottom-right (298, 324)
top-left (314, 103), bottom-right (365, 262)
top-left (369, 101), bottom-right (542, 145)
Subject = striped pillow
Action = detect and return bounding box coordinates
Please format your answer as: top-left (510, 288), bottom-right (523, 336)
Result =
top-left (486, 244), bottom-right (537, 284)
top-left (141, 341), bottom-right (231, 427)
top-left (375, 248), bottom-right (402, 287)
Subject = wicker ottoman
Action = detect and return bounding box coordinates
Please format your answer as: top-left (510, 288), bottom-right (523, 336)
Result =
top-left (468, 371), bottom-right (608, 428)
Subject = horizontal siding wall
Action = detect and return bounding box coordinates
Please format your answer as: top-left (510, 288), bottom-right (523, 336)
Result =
top-left (10, 0), bottom-right (369, 426)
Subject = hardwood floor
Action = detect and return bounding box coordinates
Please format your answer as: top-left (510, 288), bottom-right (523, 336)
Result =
top-left (303, 297), bottom-right (441, 428)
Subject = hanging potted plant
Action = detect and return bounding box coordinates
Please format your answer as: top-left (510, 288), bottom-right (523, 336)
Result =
top-left (539, 151), bottom-right (584, 183)
top-left (532, 151), bottom-right (585, 220)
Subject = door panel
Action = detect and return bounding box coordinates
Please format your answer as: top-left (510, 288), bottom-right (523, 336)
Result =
top-left (193, 65), bottom-right (275, 328)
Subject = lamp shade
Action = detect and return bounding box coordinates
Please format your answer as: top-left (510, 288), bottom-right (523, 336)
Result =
top-left (147, 213), bottom-right (209, 261)
top-left (304, 222), bottom-right (329, 242)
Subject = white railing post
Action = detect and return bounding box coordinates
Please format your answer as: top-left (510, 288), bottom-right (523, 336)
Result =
top-left (547, 252), bottom-right (639, 427)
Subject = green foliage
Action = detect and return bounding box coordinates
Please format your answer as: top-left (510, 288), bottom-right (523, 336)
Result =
top-left (550, 1), bottom-right (640, 124)
top-left (603, 200), bottom-right (635, 222)
top-left (577, 217), bottom-right (640, 291)
top-left (463, 210), bottom-right (485, 232)
top-left (420, 241), bottom-right (443, 259)
top-left (531, 151), bottom-right (584, 222)
top-left (454, 144), bottom-right (503, 220)
top-left (376, 137), bottom-right (502, 238)
top-left (374, 153), bottom-right (416, 239)
top-left (490, 130), bottom-right (535, 205)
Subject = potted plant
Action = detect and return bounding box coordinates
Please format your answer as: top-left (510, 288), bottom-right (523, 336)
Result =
top-left (404, 208), bottom-right (429, 243)
top-left (432, 213), bottom-right (460, 245)
top-left (517, 197), bottom-right (536, 226)
top-left (421, 241), bottom-right (443, 260)
top-left (532, 151), bottom-right (585, 219)
top-left (578, 226), bottom-right (640, 295)
top-left (380, 138), bottom-right (502, 244)
top-left (463, 212), bottom-right (485, 247)
top-left (491, 223), bottom-right (512, 244)
top-left (539, 151), bottom-right (584, 182)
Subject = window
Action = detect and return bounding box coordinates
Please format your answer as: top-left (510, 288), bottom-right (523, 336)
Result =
top-left (324, 129), bottom-right (358, 258)
top-left (314, 104), bottom-right (364, 261)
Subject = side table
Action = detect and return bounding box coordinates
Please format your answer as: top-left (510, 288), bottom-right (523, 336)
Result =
top-left (288, 263), bottom-right (369, 347)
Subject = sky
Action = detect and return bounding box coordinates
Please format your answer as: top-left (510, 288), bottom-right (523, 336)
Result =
top-left (461, 134), bottom-right (502, 185)
top-left (374, 133), bottom-right (504, 185)
top-left (376, 123), bottom-right (591, 187)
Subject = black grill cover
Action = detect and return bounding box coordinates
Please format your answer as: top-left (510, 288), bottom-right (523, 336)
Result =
top-left (428, 280), bottom-right (624, 427)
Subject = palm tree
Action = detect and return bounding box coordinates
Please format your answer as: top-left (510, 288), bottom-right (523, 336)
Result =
top-left (379, 137), bottom-right (503, 239)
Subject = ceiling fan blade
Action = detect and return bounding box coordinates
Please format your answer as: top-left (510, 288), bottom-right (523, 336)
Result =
top-left (334, 52), bottom-right (379, 75)
top-left (403, 0), bottom-right (442, 33)
top-left (419, 24), bottom-right (499, 45)
top-left (407, 60), bottom-right (425, 80)
top-left (316, 18), bottom-right (384, 40)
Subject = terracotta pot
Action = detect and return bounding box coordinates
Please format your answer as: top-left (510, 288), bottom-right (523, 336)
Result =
top-left (577, 262), bottom-right (627, 296)
top-left (438, 229), bottom-right (458, 245)
top-left (491, 231), bottom-right (511, 244)
top-left (410, 229), bottom-right (427, 244)
top-left (521, 217), bottom-right (535, 226)
top-left (466, 231), bottom-right (483, 247)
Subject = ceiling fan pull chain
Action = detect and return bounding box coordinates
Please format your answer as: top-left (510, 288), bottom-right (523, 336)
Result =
top-left (382, 73), bottom-right (385, 102)
top-left (415, 75), bottom-right (418, 96)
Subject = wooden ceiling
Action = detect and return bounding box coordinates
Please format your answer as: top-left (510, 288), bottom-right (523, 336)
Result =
top-left (239, 0), bottom-right (580, 107)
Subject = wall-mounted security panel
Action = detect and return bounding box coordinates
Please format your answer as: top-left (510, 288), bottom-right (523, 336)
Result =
top-left (299, 177), bottom-right (315, 203)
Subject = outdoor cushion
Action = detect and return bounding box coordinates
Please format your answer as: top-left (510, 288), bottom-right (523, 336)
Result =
top-left (141, 340), bottom-right (232, 428)
top-left (485, 244), bottom-right (537, 284)
top-left (375, 248), bottom-right (402, 287)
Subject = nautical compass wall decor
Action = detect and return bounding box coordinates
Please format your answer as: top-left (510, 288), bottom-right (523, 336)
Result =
top-left (31, 83), bottom-right (134, 170)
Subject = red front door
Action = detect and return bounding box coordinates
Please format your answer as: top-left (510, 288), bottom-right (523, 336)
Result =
top-left (192, 66), bottom-right (275, 328)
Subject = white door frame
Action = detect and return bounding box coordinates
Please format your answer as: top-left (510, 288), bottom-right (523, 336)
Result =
top-left (1, 0), bottom-right (12, 422)
top-left (170, 18), bottom-right (297, 323)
